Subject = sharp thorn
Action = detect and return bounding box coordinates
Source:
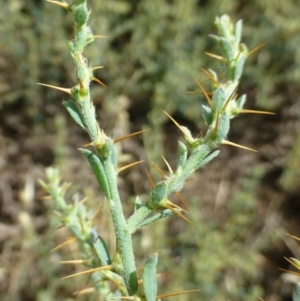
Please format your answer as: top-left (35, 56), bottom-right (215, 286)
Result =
top-left (237, 109), bottom-right (275, 115)
top-left (278, 268), bottom-right (300, 277)
top-left (91, 66), bottom-right (104, 71)
top-left (149, 160), bottom-right (166, 179)
top-left (157, 289), bottom-right (200, 299)
top-left (186, 91), bottom-right (202, 95)
top-left (78, 78), bottom-right (84, 90)
top-left (199, 67), bottom-right (219, 86)
top-left (61, 182), bottom-right (72, 195)
top-left (38, 195), bottom-right (52, 201)
top-left (175, 191), bottom-right (188, 209)
top-left (164, 202), bottom-right (191, 223)
top-left (286, 233), bottom-right (300, 242)
top-left (108, 297), bottom-right (134, 300)
top-left (89, 207), bottom-right (101, 221)
top-left (205, 51), bottom-right (226, 62)
top-left (114, 129), bottom-right (150, 144)
top-left (45, 0), bottom-right (70, 9)
top-left (59, 259), bottom-right (88, 264)
top-left (47, 225), bottom-right (64, 236)
top-left (61, 265), bottom-right (113, 280)
top-left (92, 77), bottom-right (107, 88)
top-left (164, 111), bottom-right (193, 140)
top-left (161, 156), bottom-right (173, 174)
top-left (195, 80), bottom-right (213, 108)
top-left (118, 160), bottom-right (144, 173)
top-left (37, 83), bottom-right (72, 95)
top-left (78, 197), bottom-right (88, 205)
top-left (73, 287), bottom-right (95, 296)
top-left (51, 237), bottom-right (76, 252)
top-left (187, 91), bottom-right (213, 96)
top-left (73, 278), bottom-right (104, 296)
top-left (221, 140), bottom-right (257, 152)
top-left (247, 41), bottom-right (269, 57)
top-left (222, 86), bottom-right (238, 111)
top-left (166, 200), bottom-right (188, 213)
top-left (145, 169), bottom-right (155, 188)
top-left (283, 257), bottom-right (300, 270)
top-left (91, 35), bottom-right (109, 39)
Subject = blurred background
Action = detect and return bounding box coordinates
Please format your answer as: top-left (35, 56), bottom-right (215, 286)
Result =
top-left (1, 0), bottom-right (300, 300)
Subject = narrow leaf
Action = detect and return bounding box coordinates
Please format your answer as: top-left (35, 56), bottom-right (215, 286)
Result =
top-left (218, 37), bottom-right (234, 61)
top-left (137, 209), bottom-right (176, 229)
top-left (90, 231), bottom-right (111, 265)
top-left (79, 148), bottom-right (111, 199)
top-left (63, 100), bottom-right (85, 129)
top-left (177, 141), bottom-right (188, 169)
top-left (212, 87), bottom-right (226, 110)
top-left (202, 104), bottom-right (213, 126)
top-left (235, 19), bottom-right (243, 44)
top-left (142, 253), bottom-right (158, 301)
top-left (195, 150), bottom-right (220, 170)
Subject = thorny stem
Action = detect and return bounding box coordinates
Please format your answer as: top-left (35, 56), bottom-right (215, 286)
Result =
top-left (41, 2), bottom-right (271, 299)
top-left (45, 0), bottom-right (138, 295)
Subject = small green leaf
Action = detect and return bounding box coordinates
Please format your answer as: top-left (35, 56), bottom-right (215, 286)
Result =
top-left (109, 143), bottom-right (118, 166)
top-left (137, 209), bottom-right (176, 229)
top-left (73, 4), bottom-right (88, 27)
top-left (216, 15), bottom-right (233, 39)
top-left (79, 148), bottom-right (111, 199)
top-left (215, 113), bottom-right (230, 142)
top-left (177, 141), bottom-right (188, 169)
top-left (218, 37), bottom-right (234, 62)
top-left (134, 196), bottom-right (143, 211)
top-left (232, 55), bottom-right (246, 82)
top-left (186, 143), bottom-right (210, 170)
top-left (202, 104), bottom-right (213, 126)
top-left (63, 100), bottom-right (85, 129)
top-left (151, 181), bottom-right (167, 206)
top-left (235, 20), bottom-right (243, 44)
top-left (236, 94), bottom-right (246, 110)
top-left (38, 179), bottom-right (48, 190)
top-left (90, 230), bottom-right (111, 266)
top-left (291, 258), bottom-right (300, 269)
top-left (208, 68), bottom-right (218, 82)
top-left (195, 150), bottom-right (220, 170)
top-left (142, 253), bottom-right (158, 301)
top-left (212, 87), bottom-right (226, 111)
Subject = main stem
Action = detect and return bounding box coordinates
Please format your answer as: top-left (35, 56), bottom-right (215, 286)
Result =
top-left (68, 7), bottom-right (138, 295)
top-left (99, 150), bottom-right (138, 295)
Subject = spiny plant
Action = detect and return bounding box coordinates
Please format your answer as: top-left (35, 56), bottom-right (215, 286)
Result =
top-left (39, 0), bottom-right (273, 299)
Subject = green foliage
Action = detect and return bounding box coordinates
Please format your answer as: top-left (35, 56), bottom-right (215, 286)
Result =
top-left (39, 167), bottom-right (127, 296)
top-left (142, 253), bottom-right (158, 301)
top-left (2, 0), bottom-right (298, 300)
top-left (38, 0), bottom-right (272, 299)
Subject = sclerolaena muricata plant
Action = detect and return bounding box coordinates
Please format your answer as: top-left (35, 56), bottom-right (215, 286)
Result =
top-left (39, 0), bottom-right (273, 299)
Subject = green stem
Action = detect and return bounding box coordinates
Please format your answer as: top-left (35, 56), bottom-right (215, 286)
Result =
top-left (100, 155), bottom-right (138, 295)
top-left (127, 205), bottom-right (153, 234)
top-left (80, 146), bottom-right (138, 295)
